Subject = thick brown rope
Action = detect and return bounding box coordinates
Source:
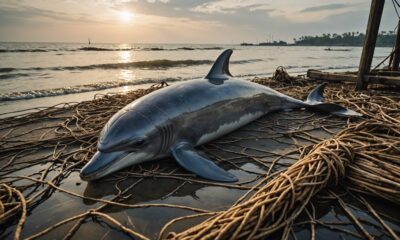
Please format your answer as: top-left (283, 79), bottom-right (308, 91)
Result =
top-left (164, 77), bottom-right (400, 239)
top-left (165, 131), bottom-right (356, 239)
top-left (1, 79), bottom-right (399, 239)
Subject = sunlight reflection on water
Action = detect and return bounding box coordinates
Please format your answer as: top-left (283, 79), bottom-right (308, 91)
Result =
top-left (118, 50), bottom-right (132, 63)
top-left (118, 69), bottom-right (135, 82)
top-left (118, 51), bottom-right (136, 87)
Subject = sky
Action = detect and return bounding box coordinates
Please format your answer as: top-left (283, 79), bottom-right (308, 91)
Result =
top-left (0, 0), bottom-right (398, 44)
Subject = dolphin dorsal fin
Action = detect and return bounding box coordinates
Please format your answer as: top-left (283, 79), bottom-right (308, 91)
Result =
top-left (205, 49), bottom-right (233, 81)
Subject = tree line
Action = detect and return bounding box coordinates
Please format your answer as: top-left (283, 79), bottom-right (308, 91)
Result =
top-left (293, 31), bottom-right (396, 47)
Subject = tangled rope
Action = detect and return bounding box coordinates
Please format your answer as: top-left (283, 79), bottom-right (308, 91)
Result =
top-left (1, 78), bottom-right (399, 239)
top-left (165, 135), bottom-right (355, 239)
top-left (165, 116), bottom-right (400, 239)
top-left (0, 184), bottom-right (26, 240)
top-left (161, 76), bottom-right (400, 239)
top-left (346, 121), bottom-right (400, 204)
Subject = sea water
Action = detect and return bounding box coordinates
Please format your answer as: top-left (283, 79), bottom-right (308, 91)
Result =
top-left (0, 42), bottom-right (392, 116)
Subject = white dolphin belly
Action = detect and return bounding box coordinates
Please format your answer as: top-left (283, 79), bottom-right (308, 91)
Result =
top-left (196, 111), bottom-right (265, 145)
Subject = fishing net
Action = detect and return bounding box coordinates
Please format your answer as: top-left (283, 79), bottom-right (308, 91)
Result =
top-left (1, 74), bottom-right (399, 240)
top-left (166, 120), bottom-right (400, 240)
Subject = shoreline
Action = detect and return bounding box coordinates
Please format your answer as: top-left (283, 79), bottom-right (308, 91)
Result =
top-left (0, 67), bottom-right (362, 118)
top-left (0, 43), bottom-right (390, 118)
top-left (0, 82), bottom-right (156, 118)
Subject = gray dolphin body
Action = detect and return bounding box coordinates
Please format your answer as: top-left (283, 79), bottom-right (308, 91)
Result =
top-left (80, 49), bottom-right (361, 182)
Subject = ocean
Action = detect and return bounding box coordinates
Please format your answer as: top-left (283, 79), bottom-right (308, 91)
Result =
top-left (0, 42), bottom-right (392, 117)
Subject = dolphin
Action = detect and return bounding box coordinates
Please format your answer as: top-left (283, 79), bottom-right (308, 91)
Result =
top-left (80, 49), bottom-right (361, 182)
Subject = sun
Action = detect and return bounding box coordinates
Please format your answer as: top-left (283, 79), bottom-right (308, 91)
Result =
top-left (119, 11), bottom-right (134, 22)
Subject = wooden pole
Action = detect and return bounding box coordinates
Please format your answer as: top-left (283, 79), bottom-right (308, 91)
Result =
top-left (391, 20), bottom-right (400, 71)
top-left (356, 0), bottom-right (385, 90)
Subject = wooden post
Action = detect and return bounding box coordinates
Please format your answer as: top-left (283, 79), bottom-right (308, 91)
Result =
top-left (356, 0), bottom-right (385, 90)
top-left (391, 20), bottom-right (400, 71)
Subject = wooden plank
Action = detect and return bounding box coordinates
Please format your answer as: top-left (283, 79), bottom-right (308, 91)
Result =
top-left (356, 0), bottom-right (385, 90)
top-left (308, 70), bottom-right (357, 82)
top-left (307, 70), bottom-right (400, 86)
top-left (367, 74), bottom-right (400, 85)
top-left (372, 70), bottom-right (400, 76)
top-left (392, 20), bottom-right (400, 71)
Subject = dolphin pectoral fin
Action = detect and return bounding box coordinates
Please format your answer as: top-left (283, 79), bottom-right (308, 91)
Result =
top-left (171, 143), bottom-right (238, 182)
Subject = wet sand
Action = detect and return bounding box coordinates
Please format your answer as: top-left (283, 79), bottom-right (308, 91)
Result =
top-left (1, 86), bottom-right (399, 239)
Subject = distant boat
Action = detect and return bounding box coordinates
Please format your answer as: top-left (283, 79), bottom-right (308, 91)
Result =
top-left (88, 38), bottom-right (91, 45)
top-left (324, 48), bottom-right (351, 52)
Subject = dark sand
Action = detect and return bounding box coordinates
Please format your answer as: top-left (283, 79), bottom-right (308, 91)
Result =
top-left (1, 88), bottom-right (399, 239)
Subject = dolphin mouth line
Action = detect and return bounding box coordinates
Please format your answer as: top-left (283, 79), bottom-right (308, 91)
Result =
top-left (80, 151), bottom-right (132, 181)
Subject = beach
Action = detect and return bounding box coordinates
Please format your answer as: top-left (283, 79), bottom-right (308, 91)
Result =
top-left (3, 0), bottom-right (400, 238)
top-left (1, 76), bottom-right (399, 239)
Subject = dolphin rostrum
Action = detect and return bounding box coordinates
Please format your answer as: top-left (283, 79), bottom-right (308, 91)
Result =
top-left (80, 49), bottom-right (361, 182)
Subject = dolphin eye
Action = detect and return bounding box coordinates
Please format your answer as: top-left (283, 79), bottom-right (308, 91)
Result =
top-left (133, 139), bottom-right (146, 147)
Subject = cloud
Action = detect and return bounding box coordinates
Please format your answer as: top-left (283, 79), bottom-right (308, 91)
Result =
top-left (0, 0), bottom-right (397, 43)
top-left (191, 0), bottom-right (270, 14)
top-left (301, 3), bottom-right (351, 12)
top-left (146, 0), bottom-right (170, 3)
top-left (272, 2), bottom-right (366, 24)
top-left (0, 5), bottom-right (99, 24)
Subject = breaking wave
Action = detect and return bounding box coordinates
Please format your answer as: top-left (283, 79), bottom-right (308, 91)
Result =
top-left (321, 65), bottom-right (358, 70)
top-left (0, 49), bottom-right (50, 53)
top-left (285, 65), bottom-right (323, 69)
top-left (0, 78), bottom-right (184, 101)
top-left (141, 46), bottom-right (224, 51)
top-left (0, 58), bottom-right (262, 74)
top-left (76, 47), bottom-right (136, 51)
top-left (0, 62), bottom-right (361, 102)
top-left (0, 73), bottom-right (32, 80)
top-left (0, 59), bottom-right (213, 73)
top-left (0, 68), bottom-right (16, 73)
top-left (0, 46), bottom-right (225, 53)
top-left (284, 64), bottom-right (358, 72)
top-left (232, 59), bottom-right (263, 64)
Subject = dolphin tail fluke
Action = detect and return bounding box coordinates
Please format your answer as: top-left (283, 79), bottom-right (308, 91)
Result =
top-left (304, 83), bottom-right (362, 117)
top-left (171, 142), bottom-right (238, 182)
top-left (306, 82), bottom-right (326, 104)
